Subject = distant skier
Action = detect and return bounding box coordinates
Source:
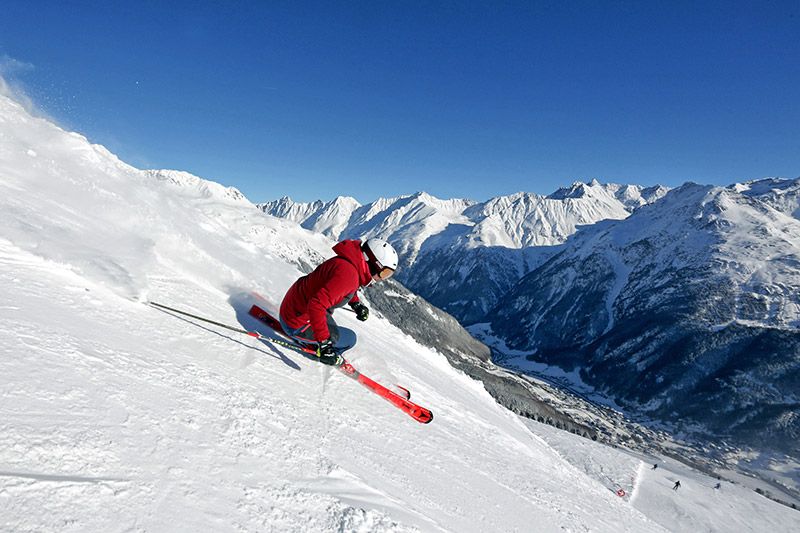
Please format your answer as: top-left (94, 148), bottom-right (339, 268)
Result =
top-left (673, 480), bottom-right (681, 491)
top-left (652, 463), bottom-right (658, 470)
top-left (279, 238), bottom-right (398, 366)
top-left (714, 482), bottom-right (721, 490)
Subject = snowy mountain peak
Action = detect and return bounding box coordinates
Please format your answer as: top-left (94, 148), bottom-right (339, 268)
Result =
top-left (405, 190), bottom-right (475, 212)
top-left (548, 179), bottom-right (602, 200)
top-left (547, 180), bottom-right (670, 211)
top-left (410, 190), bottom-right (435, 202)
top-left (257, 195), bottom-right (362, 239)
top-left (332, 194), bottom-right (361, 208)
top-left (731, 176), bottom-right (800, 220)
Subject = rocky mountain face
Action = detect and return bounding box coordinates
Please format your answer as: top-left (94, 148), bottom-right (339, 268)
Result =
top-left (259, 181), bottom-right (667, 323)
top-left (488, 179), bottom-right (800, 459)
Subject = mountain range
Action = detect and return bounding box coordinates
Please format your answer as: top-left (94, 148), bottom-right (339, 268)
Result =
top-left (261, 176), bottom-right (800, 496)
top-left (259, 182), bottom-right (668, 323)
top-left (487, 179), bottom-right (800, 461)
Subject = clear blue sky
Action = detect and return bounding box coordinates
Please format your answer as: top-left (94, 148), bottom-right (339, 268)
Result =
top-left (1, 1), bottom-right (798, 203)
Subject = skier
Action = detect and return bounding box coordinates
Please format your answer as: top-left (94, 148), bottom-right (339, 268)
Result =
top-left (714, 482), bottom-right (721, 490)
top-left (279, 238), bottom-right (399, 366)
top-left (673, 480), bottom-right (681, 491)
top-left (652, 463), bottom-right (658, 470)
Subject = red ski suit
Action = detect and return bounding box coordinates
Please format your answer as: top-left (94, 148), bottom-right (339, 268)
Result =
top-left (279, 240), bottom-right (372, 342)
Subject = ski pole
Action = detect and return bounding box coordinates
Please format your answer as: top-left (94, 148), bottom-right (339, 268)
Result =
top-left (148, 301), bottom-right (316, 354)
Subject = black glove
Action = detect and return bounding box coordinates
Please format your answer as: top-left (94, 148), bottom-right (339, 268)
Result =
top-left (350, 301), bottom-right (369, 322)
top-left (316, 339), bottom-right (343, 366)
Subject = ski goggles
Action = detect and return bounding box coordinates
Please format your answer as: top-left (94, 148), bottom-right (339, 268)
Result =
top-left (364, 247), bottom-right (396, 280)
top-left (374, 266), bottom-right (395, 280)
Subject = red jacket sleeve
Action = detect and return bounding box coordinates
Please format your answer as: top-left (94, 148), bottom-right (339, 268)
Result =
top-left (307, 263), bottom-right (359, 341)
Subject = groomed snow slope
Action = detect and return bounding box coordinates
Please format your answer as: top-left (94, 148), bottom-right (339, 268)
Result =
top-left (1, 91), bottom-right (796, 532)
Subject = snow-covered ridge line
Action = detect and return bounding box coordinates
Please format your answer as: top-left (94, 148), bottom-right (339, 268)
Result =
top-left (259, 181), bottom-right (668, 248)
top-left (260, 181), bottom-right (669, 323)
top-left (145, 169), bottom-right (250, 205)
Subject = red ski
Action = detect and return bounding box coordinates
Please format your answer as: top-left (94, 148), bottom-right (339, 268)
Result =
top-left (249, 304), bottom-right (433, 424)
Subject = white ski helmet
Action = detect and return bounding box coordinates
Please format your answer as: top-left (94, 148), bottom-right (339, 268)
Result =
top-left (362, 238), bottom-right (399, 280)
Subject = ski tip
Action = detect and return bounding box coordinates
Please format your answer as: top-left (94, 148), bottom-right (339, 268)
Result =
top-left (410, 406), bottom-right (433, 424)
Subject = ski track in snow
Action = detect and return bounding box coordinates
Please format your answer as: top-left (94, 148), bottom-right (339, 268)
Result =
top-left (0, 240), bottom-right (420, 532)
top-left (0, 203), bottom-right (660, 531)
